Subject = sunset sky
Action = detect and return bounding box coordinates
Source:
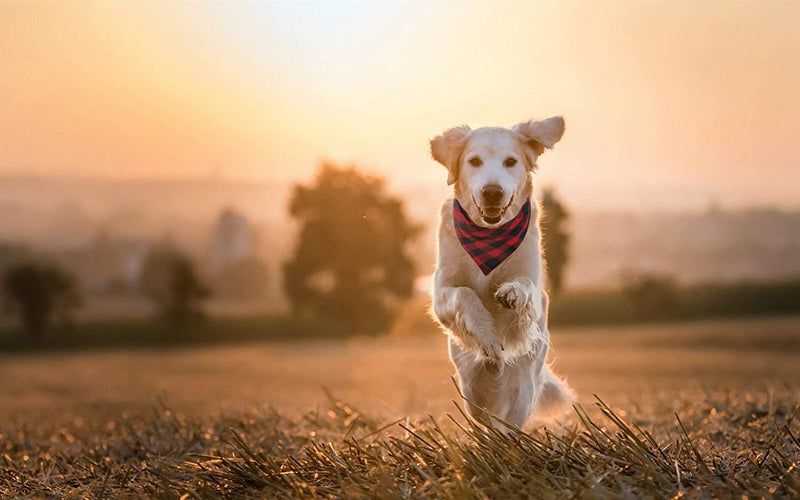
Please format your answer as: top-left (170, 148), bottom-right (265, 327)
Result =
top-left (1, 1), bottom-right (799, 210)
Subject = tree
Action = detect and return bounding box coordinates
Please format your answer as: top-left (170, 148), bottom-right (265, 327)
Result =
top-left (284, 164), bottom-right (419, 335)
top-left (1, 261), bottom-right (81, 344)
top-left (139, 246), bottom-right (210, 327)
top-left (540, 188), bottom-right (571, 296)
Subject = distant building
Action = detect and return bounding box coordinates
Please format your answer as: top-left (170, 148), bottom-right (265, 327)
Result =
top-left (123, 243), bottom-right (149, 290)
top-left (207, 208), bottom-right (255, 276)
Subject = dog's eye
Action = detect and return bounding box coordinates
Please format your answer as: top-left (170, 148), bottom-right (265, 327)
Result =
top-left (503, 157), bottom-right (518, 168)
top-left (468, 157), bottom-right (482, 167)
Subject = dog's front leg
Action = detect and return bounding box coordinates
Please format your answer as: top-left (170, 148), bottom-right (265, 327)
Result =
top-left (433, 286), bottom-right (503, 360)
top-left (494, 278), bottom-right (544, 330)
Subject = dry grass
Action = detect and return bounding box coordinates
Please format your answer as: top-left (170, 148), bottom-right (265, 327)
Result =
top-left (2, 389), bottom-right (799, 498)
top-left (1, 316), bottom-right (799, 497)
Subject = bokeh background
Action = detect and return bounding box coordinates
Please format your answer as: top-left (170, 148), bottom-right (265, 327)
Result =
top-left (1, 1), bottom-right (799, 427)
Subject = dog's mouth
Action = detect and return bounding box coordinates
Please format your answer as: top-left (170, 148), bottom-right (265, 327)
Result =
top-left (472, 194), bottom-right (515, 225)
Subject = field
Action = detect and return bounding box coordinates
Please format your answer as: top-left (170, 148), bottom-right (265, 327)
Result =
top-left (2, 316), bottom-right (800, 497)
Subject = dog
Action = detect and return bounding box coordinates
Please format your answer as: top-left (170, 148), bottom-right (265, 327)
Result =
top-left (429, 117), bottom-right (575, 430)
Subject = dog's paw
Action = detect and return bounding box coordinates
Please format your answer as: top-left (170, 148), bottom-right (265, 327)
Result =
top-left (531, 294), bottom-right (544, 322)
top-left (479, 340), bottom-right (506, 362)
top-left (454, 310), bottom-right (490, 348)
top-left (495, 282), bottom-right (528, 310)
top-left (452, 309), bottom-right (475, 343)
top-left (453, 310), bottom-right (506, 361)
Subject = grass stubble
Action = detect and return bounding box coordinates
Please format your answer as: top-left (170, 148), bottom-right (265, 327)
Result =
top-left (1, 386), bottom-right (799, 499)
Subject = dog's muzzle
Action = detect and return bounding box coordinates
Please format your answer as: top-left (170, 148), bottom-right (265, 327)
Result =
top-left (473, 193), bottom-right (515, 225)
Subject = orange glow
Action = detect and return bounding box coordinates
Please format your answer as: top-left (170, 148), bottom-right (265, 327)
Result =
top-left (1, 1), bottom-right (799, 209)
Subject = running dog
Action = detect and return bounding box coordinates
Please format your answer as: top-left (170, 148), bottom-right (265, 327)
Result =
top-left (430, 117), bottom-right (575, 429)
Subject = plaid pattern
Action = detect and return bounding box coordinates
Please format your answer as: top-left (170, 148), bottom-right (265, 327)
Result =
top-left (453, 198), bottom-right (531, 275)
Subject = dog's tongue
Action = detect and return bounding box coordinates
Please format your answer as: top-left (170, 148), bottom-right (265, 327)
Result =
top-left (482, 206), bottom-right (503, 224)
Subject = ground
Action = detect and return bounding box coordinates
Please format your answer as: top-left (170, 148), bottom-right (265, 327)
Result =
top-left (1, 315), bottom-right (799, 496)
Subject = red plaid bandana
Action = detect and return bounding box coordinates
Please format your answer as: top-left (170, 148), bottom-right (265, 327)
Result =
top-left (453, 197), bottom-right (531, 275)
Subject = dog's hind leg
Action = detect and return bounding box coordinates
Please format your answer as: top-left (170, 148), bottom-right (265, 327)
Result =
top-left (451, 338), bottom-right (544, 431)
top-left (449, 338), bottom-right (508, 425)
top-left (501, 363), bottom-right (537, 429)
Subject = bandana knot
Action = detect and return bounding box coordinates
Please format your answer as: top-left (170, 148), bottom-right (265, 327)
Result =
top-left (453, 197), bottom-right (531, 275)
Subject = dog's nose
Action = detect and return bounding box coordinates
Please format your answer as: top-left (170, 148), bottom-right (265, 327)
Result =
top-left (481, 185), bottom-right (504, 206)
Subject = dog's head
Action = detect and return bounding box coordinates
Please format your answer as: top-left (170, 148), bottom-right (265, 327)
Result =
top-left (430, 117), bottom-right (564, 226)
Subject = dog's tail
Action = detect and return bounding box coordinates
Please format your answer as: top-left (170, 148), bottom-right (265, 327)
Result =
top-left (536, 364), bottom-right (576, 418)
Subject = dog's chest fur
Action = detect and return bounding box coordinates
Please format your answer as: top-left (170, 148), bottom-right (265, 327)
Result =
top-left (437, 198), bottom-right (543, 349)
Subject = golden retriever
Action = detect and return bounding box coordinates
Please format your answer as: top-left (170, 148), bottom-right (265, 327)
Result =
top-left (430, 117), bottom-right (575, 430)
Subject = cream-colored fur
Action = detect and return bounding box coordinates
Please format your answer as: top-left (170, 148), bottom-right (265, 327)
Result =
top-left (430, 117), bottom-right (575, 430)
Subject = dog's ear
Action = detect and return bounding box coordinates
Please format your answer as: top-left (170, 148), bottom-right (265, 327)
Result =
top-left (430, 125), bottom-right (471, 185)
top-left (513, 116), bottom-right (565, 170)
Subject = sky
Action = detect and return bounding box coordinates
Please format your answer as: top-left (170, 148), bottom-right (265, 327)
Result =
top-left (1, 1), bottom-right (799, 211)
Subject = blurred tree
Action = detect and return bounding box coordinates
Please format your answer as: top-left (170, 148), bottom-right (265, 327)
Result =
top-left (1, 261), bottom-right (81, 345)
top-left (622, 272), bottom-right (679, 320)
top-left (284, 164), bottom-right (420, 335)
top-left (215, 256), bottom-right (270, 301)
top-left (540, 188), bottom-right (571, 295)
top-left (139, 246), bottom-right (210, 328)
